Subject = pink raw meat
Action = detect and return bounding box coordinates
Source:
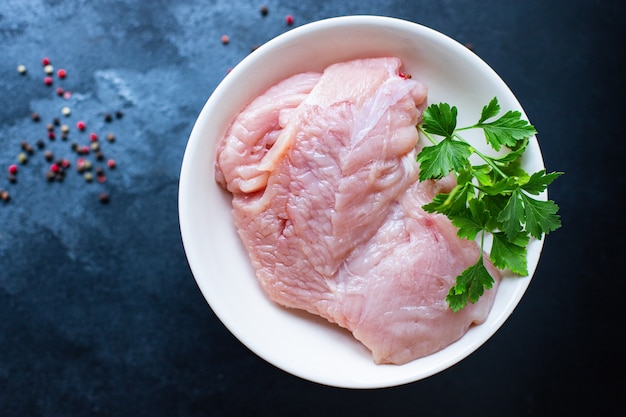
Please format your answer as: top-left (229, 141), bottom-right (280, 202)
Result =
top-left (215, 57), bottom-right (501, 365)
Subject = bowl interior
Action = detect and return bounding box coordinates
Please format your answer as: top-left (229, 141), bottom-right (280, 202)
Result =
top-left (179, 15), bottom-right (545, 388)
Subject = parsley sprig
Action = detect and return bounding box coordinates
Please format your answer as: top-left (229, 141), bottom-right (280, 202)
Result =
top-left (416, 97), bottom-right (562, 312)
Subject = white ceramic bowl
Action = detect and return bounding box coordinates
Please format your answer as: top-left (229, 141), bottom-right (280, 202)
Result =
top-left (179, 15), bottom-right (545, 388)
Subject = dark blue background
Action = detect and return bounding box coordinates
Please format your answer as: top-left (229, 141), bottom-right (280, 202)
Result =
top-left (1, 1), bottom-right (623, 415)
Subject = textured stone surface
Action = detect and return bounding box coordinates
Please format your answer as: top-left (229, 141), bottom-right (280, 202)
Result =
top-left (0, 0), bottom-right (623, 415)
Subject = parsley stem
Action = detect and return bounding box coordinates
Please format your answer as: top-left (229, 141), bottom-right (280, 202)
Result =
top-left (418, 126), bottom-right (439, 146)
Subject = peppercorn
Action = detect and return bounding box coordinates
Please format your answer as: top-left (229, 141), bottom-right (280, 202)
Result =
top-left (44, 64), bottom-right (54, 75)
top-left (90, 142), bottom-right (100, 151)
top-left (106, 133), bottom-right (115, 142)
top-left (98, 192), bottom-right (110, 204)
top-left (17, 64), bottom-right (27, 75)
top-left (41, 57), bottom-right (51, 66)
top-left (8, 175), bottom-right (17, 184)
top-left (45, 171), bottom-right (55, 181)
top-left (8, 164), bottom-right (18, 175)
top-left (84, 172), bottom-right (93, 182)
top-left (260, 5), bottom-right (268, 16)
top-left (32, 112), bottom-right (40, 122)
top-left (36, 139), bottom-right (45, 149)
top-left (89, 132), bottom-right (98, 142)
top-left (57, 68), bottom-right (67, 79)
top-left (56, 87), bottom-right (64, 96)
top-left (62, 106), bottom-right (71, 116)
top-left (21, 142), bottom-right (34, 155)
top-left (61, 125), bottom-right (69, 133)
top-left (115, 110), bottom-right (123, 119)
top-left (285, 15), bottom-right (294, 25)
top-left (104, 113), bottom-right (112, 122)
top-left (44, 150), bottom-right (54, 161)
top-left (44, 76), bottom-right (53, 86)
top-left (76, 120), bottom-right (86, 131)
top-left (107, 159), bottom-right (116, 169)
top-left (0, 190), bottom-right (10, 202)
top-left (76, 157), bottom-right (85, 173)
top-left (17, 153), bottom-right (28, 164)
top-left (95, 151), bottom-right (104, 161)
top-left (96, 168), bottom-right (106, 183)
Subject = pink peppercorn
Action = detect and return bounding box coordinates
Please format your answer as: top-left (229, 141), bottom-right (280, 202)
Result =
top-left (107, 159), bottom-right (116, 169)
top-left (50, 163), bottom-right (60, 173)
top-left (57, 68), bottom-right (67, 79)
top-left (42, 57), bottom-right (51, 66)
top-left (48, 131), bottom-right (55, 139)
top-left (8, 164), bottom-right (18, 175)
top-left (44, 76), bottom-right (53, 86)
top-left (56, 87), bottom-right (64, 96)
top-left (89, 132), bottom-right (98, 142)
top-left (81, 145), bottom-right (90, 154)
top-left (221, 34), bottom-right (230, 44)
top-left (285, 14), bottom-right (294, 25)
top-left (76, 121), bottom-right (86, 131)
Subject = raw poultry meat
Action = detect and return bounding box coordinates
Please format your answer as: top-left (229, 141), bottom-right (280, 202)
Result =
top-left (215, 57), bottom-right (500, 365)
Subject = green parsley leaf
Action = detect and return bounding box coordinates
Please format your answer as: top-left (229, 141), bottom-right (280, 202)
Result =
top-left (498, 159), bottom-right (531, 185)
top-left (480, 177), bottom-right (519, 196)
top-left (494, 138), bottom-right (529, 163)
top-left (421, 103), bottom-right (458, 138)
top-left (450, 199), bottom-right (491, 240)
top-left (446, 257), bottom-right (494, 312)
top-left (521, 170), bottom-right (564, 195)
top-left (423, 184), bottom-right (471, 216)
top-left (478, 97), bottom-right (501, 123)
top-left (490, 232), bottom-right (529, 275)
top-left (482, 194), bottom-right (510, 231)
top-left (476, 110), bottom-right (537, 151)
top-left (416, 138), bottom-right (472, 181)
top-left (497, 189), bottom-right (525, 239)
top-left (520, 193), bottom-right (562, 239)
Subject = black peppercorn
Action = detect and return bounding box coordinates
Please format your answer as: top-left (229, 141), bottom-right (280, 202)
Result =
top-left (98, 192), bottom-right (110, 204)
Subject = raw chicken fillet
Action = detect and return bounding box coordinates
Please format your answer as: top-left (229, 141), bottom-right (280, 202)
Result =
top-left (215, 57), bottom-right (500, 365)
